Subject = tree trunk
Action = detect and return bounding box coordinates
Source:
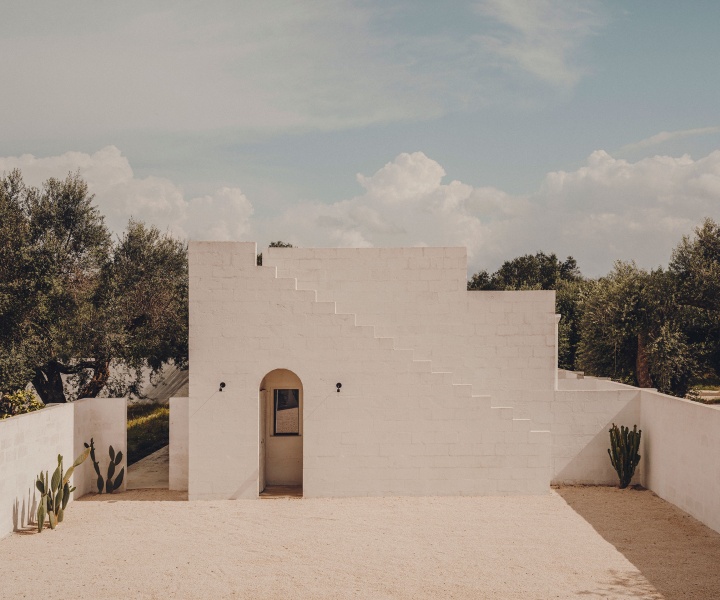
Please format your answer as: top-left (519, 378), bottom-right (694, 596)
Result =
top-left (32, 363), bottom-right (67, 404)
top-left (636, 332), bottom-right (653, 388)
top-left (78, 358), bottom-right (110, 398)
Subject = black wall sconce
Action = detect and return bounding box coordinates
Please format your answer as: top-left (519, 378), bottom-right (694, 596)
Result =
top-left (219, 382), bottom-right (226, 392)
top-left (336, 382), bottom-right (342, 393)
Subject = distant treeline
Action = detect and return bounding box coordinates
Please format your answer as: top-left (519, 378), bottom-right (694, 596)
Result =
top-left (2, 169), bottom-right (718, 408)
top-left (468, 219), bottom-right (720, 398)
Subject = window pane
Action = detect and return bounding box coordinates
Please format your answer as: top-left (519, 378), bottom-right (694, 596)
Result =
top-left (274, 389), bottom-right (299, 434)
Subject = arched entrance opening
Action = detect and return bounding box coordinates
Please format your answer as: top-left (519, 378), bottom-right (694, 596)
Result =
top-left (259, 369), bottom-right (303, 496)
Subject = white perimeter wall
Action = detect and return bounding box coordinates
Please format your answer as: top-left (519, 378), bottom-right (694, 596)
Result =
top-left (73, 398), bottom-right (127, 497)
top-left (0, 398), bottom-right (127, 539)
top-left (0, 404), bottom-right (74, 538)
top-left (641, 390), bottom-right (720, 533)
top-left (554, 376), bottom-right (720, 534)
top-left (169, 397), bottom-right (189, 491)
top-left (552, 388), bottom-right (642, 486)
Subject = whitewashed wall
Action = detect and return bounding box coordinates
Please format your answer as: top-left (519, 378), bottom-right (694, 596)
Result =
top-left (0, 404), bottom-right (74, 538)
top-left (189, 242), bottom-right (554, 500)
top-left (266, 248), bottom-right (558, 423)
top-left (0, 399), bottom-right (127, 539)
top-left (554, 375), bottom-right (720, 534)
top-left (73, 398), bottom-right (127, 496)
top-left (641, 390), bottom-right (720, 534)
top-left (169, 397), bottom-right (189, 491)
top-left (551, 388), bottom-right (642, 485)
top-left (189, 241), bottom-right (720, 535)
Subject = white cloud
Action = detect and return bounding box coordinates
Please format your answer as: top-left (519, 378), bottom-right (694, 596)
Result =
top-left (620, 126), bottom-right (720, 153)
top-left (0, 1), bottom-right (605, 145)
top-left (474, 0), bottom-right (605, 88)
top-left (5, 145), bottom-right (719, 278)
top-left (0, 146), bottom-right (253, 241)
top-left (259, 149), bottom-right (720, 277)
top-left (263, 152), bottom-right (490, 258)
top-left (0, 2), bottom-right (438, 142)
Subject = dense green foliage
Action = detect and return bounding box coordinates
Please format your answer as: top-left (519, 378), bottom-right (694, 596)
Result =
top-left (0, 388), bottom-right (44, 419)
top-left (468, 252), bottom-right (580, 291)
top-left (468, 220), bottom-right (720, 398)
top-left (468, 252), bottom-right (586, 370)
top-left (0, 170), bottom-right (188, 404)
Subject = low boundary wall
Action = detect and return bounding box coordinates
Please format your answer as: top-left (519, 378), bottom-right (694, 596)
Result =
top-left (552, 388), bottom-right (642, 486)
top-left (169, 397), bottom-right (189, 491)
top-left (0, 398), bottom-right (127, 539)
top-left (554, 375), bottom-right (720, 534)
top-left (2, 380), bottom-right (718, 538)
top-left (72, 398), bottom-right (127, 497)
top-left (641, 390), bottom-right (720, 533)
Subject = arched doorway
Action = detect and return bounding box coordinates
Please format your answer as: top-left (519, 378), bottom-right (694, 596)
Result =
top-left (259, 369), bottom-right (303, 495)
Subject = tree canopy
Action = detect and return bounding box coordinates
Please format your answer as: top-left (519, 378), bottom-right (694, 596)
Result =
top-left (468, 252), bottom-right (580, 291)
top-left (0, 170), bottom-right (187, 404)
top-left (467, 221), bottom-right (720, 397)
top-left (468, 252), bottom-right (586, 371)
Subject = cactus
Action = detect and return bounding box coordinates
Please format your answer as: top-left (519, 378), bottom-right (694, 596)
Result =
top-left (105, 445), bottom-right (125, 493)
top-left (608, 423), bottom-right (642, 489)
top-left (84, 439), bottom-right (124, 494)
top-left (84, 438), bottom-right (104, 493)
top-left (35, 448), bottom-right (90, 532)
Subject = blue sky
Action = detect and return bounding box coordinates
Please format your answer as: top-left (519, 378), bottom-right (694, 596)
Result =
top-left (1, 0), bottom-right (719, 276)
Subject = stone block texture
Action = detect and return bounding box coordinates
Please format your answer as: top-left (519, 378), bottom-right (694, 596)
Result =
top-left (188, 243), bottom-right (555, 499)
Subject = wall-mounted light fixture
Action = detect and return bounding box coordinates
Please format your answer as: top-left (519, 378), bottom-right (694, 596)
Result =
top-left (219, 382), bottom-right (226, 392)
top-left (336, 382), bottom-right (342, 393)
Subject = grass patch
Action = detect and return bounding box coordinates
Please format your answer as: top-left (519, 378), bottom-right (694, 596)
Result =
top-left (690, 373), bottom-right (720, 390)
top-left (127, 402), bottom-right (169, 466)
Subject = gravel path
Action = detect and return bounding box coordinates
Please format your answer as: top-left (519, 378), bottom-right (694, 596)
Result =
top-left (1, 487), bottom-right (717, 599)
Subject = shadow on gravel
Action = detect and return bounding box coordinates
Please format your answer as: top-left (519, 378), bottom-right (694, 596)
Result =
top-left (77, 489), bottom-right (187, 502)
top-left (556, 485), bottom-right (720, 600)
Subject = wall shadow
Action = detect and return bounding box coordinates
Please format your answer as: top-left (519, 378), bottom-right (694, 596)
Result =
top-left (554, 400), bottom-right (641, 485)
top-left (77, 489), bottom-right (187, 502)
top-left (556, 486), bottom-right (720, 600)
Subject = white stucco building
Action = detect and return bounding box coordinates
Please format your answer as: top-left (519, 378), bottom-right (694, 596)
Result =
top-left (4, 241), bottom-right (719, 538)
top-left (187, 242), bottom-right (559, 499)
top-left (182, 240), bottom-right (720, 533)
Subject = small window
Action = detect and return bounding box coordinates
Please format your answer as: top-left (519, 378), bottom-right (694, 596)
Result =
top-left (274, 389), bottom-right (300, 435)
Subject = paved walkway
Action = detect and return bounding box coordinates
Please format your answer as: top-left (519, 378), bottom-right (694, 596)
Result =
top-left (127, 445), bottom-right (169, 489)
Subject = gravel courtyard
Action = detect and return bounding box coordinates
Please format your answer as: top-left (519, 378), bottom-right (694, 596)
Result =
top-left (2, 486), bottom-right (719, 599)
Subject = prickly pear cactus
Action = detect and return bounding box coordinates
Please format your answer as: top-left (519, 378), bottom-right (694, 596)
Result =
top-left (105, 445), bottom-right (125, 494)
top-left (608, 423), bottom-right (642, 489)
top-left (83, 439), bottom-right (125, 494)
top-left (85, 438), bottom-right (105, 493)
top-left (35, 448), bottom-right (90, 532)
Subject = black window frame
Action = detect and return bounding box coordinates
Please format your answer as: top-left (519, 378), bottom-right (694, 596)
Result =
top-left (273, 388), bottom-right (300, 436)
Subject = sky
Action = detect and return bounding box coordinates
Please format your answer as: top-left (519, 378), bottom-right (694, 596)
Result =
top-left (1, 0), bottom-right (719, 277)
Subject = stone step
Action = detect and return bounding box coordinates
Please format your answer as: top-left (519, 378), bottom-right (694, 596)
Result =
top-left (269, 268), bottom-right (523, 433)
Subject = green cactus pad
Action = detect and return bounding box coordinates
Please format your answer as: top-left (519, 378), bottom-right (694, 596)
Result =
top-left (113, 468), bottom-right (125, 491)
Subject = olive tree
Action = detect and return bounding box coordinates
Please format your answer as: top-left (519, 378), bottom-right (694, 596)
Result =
top-left (0, 170), bottom-right (187, 404)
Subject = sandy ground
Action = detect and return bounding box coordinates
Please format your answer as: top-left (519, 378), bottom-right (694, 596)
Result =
top-left (3, 486), bottom-right (719, 599)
